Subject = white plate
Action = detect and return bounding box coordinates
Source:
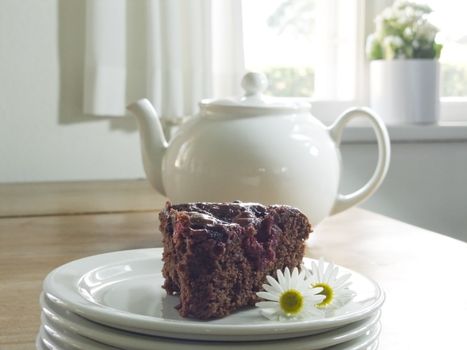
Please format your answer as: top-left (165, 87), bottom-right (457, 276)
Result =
top-left (40, 319), bottom-right (381, 350)
top-left (40, 323), bottom-right (119, 350)
top-left (36, 333), bottom-right (47, 350)
top-left (41, 292), bottom-right (381, 350)
top-left (38, 327), bottom-right (64, 350)
top-left (326, 322), bottom-right (380, 350)
top-left (43, 248), bottom-right (384, 341)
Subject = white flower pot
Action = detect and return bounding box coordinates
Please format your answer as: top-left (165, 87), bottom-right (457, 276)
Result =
top-left (369, 60), bottom-right (440, 125)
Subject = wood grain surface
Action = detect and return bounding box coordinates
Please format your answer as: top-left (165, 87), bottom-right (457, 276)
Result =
top-left (1, 181), bottom-right (466, 349)
top-left (0, 180), bottom-right (165, 218)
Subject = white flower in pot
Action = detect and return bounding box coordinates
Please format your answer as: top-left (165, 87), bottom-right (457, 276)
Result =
top-left (367, 1), bottom-right (443, 124)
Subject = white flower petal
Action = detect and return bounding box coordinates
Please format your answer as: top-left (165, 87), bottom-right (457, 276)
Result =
top-left (291, 267), bottom-right (299, 284)
top-left (303, 299), bottom-right (325, 316)
top-left (284, 267), bottom-right (291, 289)
top-left (260, 309), bottom-right (280, 320)
top-left (256, 291), bottom-right (279, 301)
top-left (302, 289), bottom-right (319, 298)
top-left (318, 258), bottom-right (325, 281)
top-left (327, 265), bottom-right (339, 284)
top-left (266, 275), bottom-right (283, 293)
top-left (256, 301), bottom-right (279, 308)
top-left (263, 284), bottom-right (281, 298)
top-left (296, 279), bottom-right (310, 291)
top-left (309, 286), bottom-right (323, 294)
top-left (323, 262), bottom-right (334, 283)
top-left (262, 284), bottom-right (281, 295)
top-left (334, 273), bottom-right (352, 288)
top-left (297, 271), bottom-right (307, 287)
top-left (276, 269), bottom-right (286, 288)
top-left (335, 282), bottom-right (352, 291)
top-left (313, 294), bottom-right (326, 303)
top-left (311, 261), bottom-right (319, 279)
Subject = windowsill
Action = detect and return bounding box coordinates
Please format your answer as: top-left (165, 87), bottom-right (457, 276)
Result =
top-left (341, 122), bottom-right (467, 144)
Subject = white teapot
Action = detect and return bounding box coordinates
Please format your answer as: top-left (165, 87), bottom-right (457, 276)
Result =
top-left (127, 72), bottom-right (390, 225)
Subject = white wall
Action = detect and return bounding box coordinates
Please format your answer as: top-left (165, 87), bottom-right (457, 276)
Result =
top-left (340, 141), bottom-right (467, 242)
top-left (0, 0), bottom-right (145, 183)
top-left (1, 0), bottom-right (466, 242)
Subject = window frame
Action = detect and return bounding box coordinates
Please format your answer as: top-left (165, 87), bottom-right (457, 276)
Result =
top-left (242, 0), bottom-right (467, 124)
top-left (440, 98), bottom-right (467, 122)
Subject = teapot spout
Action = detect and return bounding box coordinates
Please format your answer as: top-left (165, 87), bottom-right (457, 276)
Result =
top-left (127, 99), bottom-right (168, 196)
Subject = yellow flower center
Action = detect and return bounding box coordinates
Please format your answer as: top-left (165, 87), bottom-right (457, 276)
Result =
top-left (279, 289), bottom-right (304, 315)
top-left (313, 283), bottom-right (334, 308)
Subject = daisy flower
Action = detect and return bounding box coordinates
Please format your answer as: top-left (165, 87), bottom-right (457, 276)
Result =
top-left (256, 267), bottom-right (325, 320)
top-left (305, 258), bottom-right (355, 310)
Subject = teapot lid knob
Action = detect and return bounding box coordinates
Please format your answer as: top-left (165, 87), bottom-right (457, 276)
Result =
top-left (199, 71), bottom-right (311, 116)
top-left (241, 72), bottom-right (268, 97)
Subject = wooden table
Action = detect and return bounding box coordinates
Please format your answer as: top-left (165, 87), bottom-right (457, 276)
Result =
top-left (1, 180), bottom-right (466, 349)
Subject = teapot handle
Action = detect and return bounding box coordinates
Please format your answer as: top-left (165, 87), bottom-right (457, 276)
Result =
top-left (328, 107), bottom-right (391, 215)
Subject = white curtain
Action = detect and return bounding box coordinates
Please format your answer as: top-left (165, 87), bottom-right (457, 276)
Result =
top-left (84, 0), bottom-right (127, 116)
top-left (313, 0), bottom-right (392, 104)
top-left (84, 0), bottom-right (245, 119)
top-left (313, 0), bottom-right (363, 101)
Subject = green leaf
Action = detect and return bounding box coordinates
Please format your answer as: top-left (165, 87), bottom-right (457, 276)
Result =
top-left (367, 38), bottom-right (384, 60)
top-left (434, 43), bottom-right (443, 59)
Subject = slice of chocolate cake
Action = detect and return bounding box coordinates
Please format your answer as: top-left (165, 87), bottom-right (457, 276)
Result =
top-left (159, 201), bottom-right (312, 319)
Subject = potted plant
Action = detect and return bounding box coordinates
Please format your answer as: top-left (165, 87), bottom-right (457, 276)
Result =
top-left (366, 1), bottom-right (443, 124)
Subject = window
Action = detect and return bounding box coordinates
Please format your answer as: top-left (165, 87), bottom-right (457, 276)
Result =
top-left (242, 0), bottom-right (467, 123)
top-left (242, 0), bottom-right (317, 98)
top-left (422, 0), bottom-right (467, 97)
top-left (242, 0), bottom-right (363, 116)
top-left (420, 0), bottom-right (467, 121)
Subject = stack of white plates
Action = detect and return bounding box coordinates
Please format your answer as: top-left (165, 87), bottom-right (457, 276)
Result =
top-left (37, 248), bottom-right (384, 350)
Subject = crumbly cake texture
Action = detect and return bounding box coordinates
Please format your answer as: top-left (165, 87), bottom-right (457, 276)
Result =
top-left (159, 201), bottom-right (312, 319)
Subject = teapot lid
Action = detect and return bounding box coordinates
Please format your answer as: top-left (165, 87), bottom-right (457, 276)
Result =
top-left (199, 72), bottom-right (311, 117)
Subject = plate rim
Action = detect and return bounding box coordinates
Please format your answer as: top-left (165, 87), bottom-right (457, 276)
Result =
top-left (41, 291), bottom-right (381, 346)
top-left (43, 248), bottom-right (385, 337)
top-left (40, 318), bottom-right (382, 350)
top-left (325, 321), bottom-right (381, 350)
